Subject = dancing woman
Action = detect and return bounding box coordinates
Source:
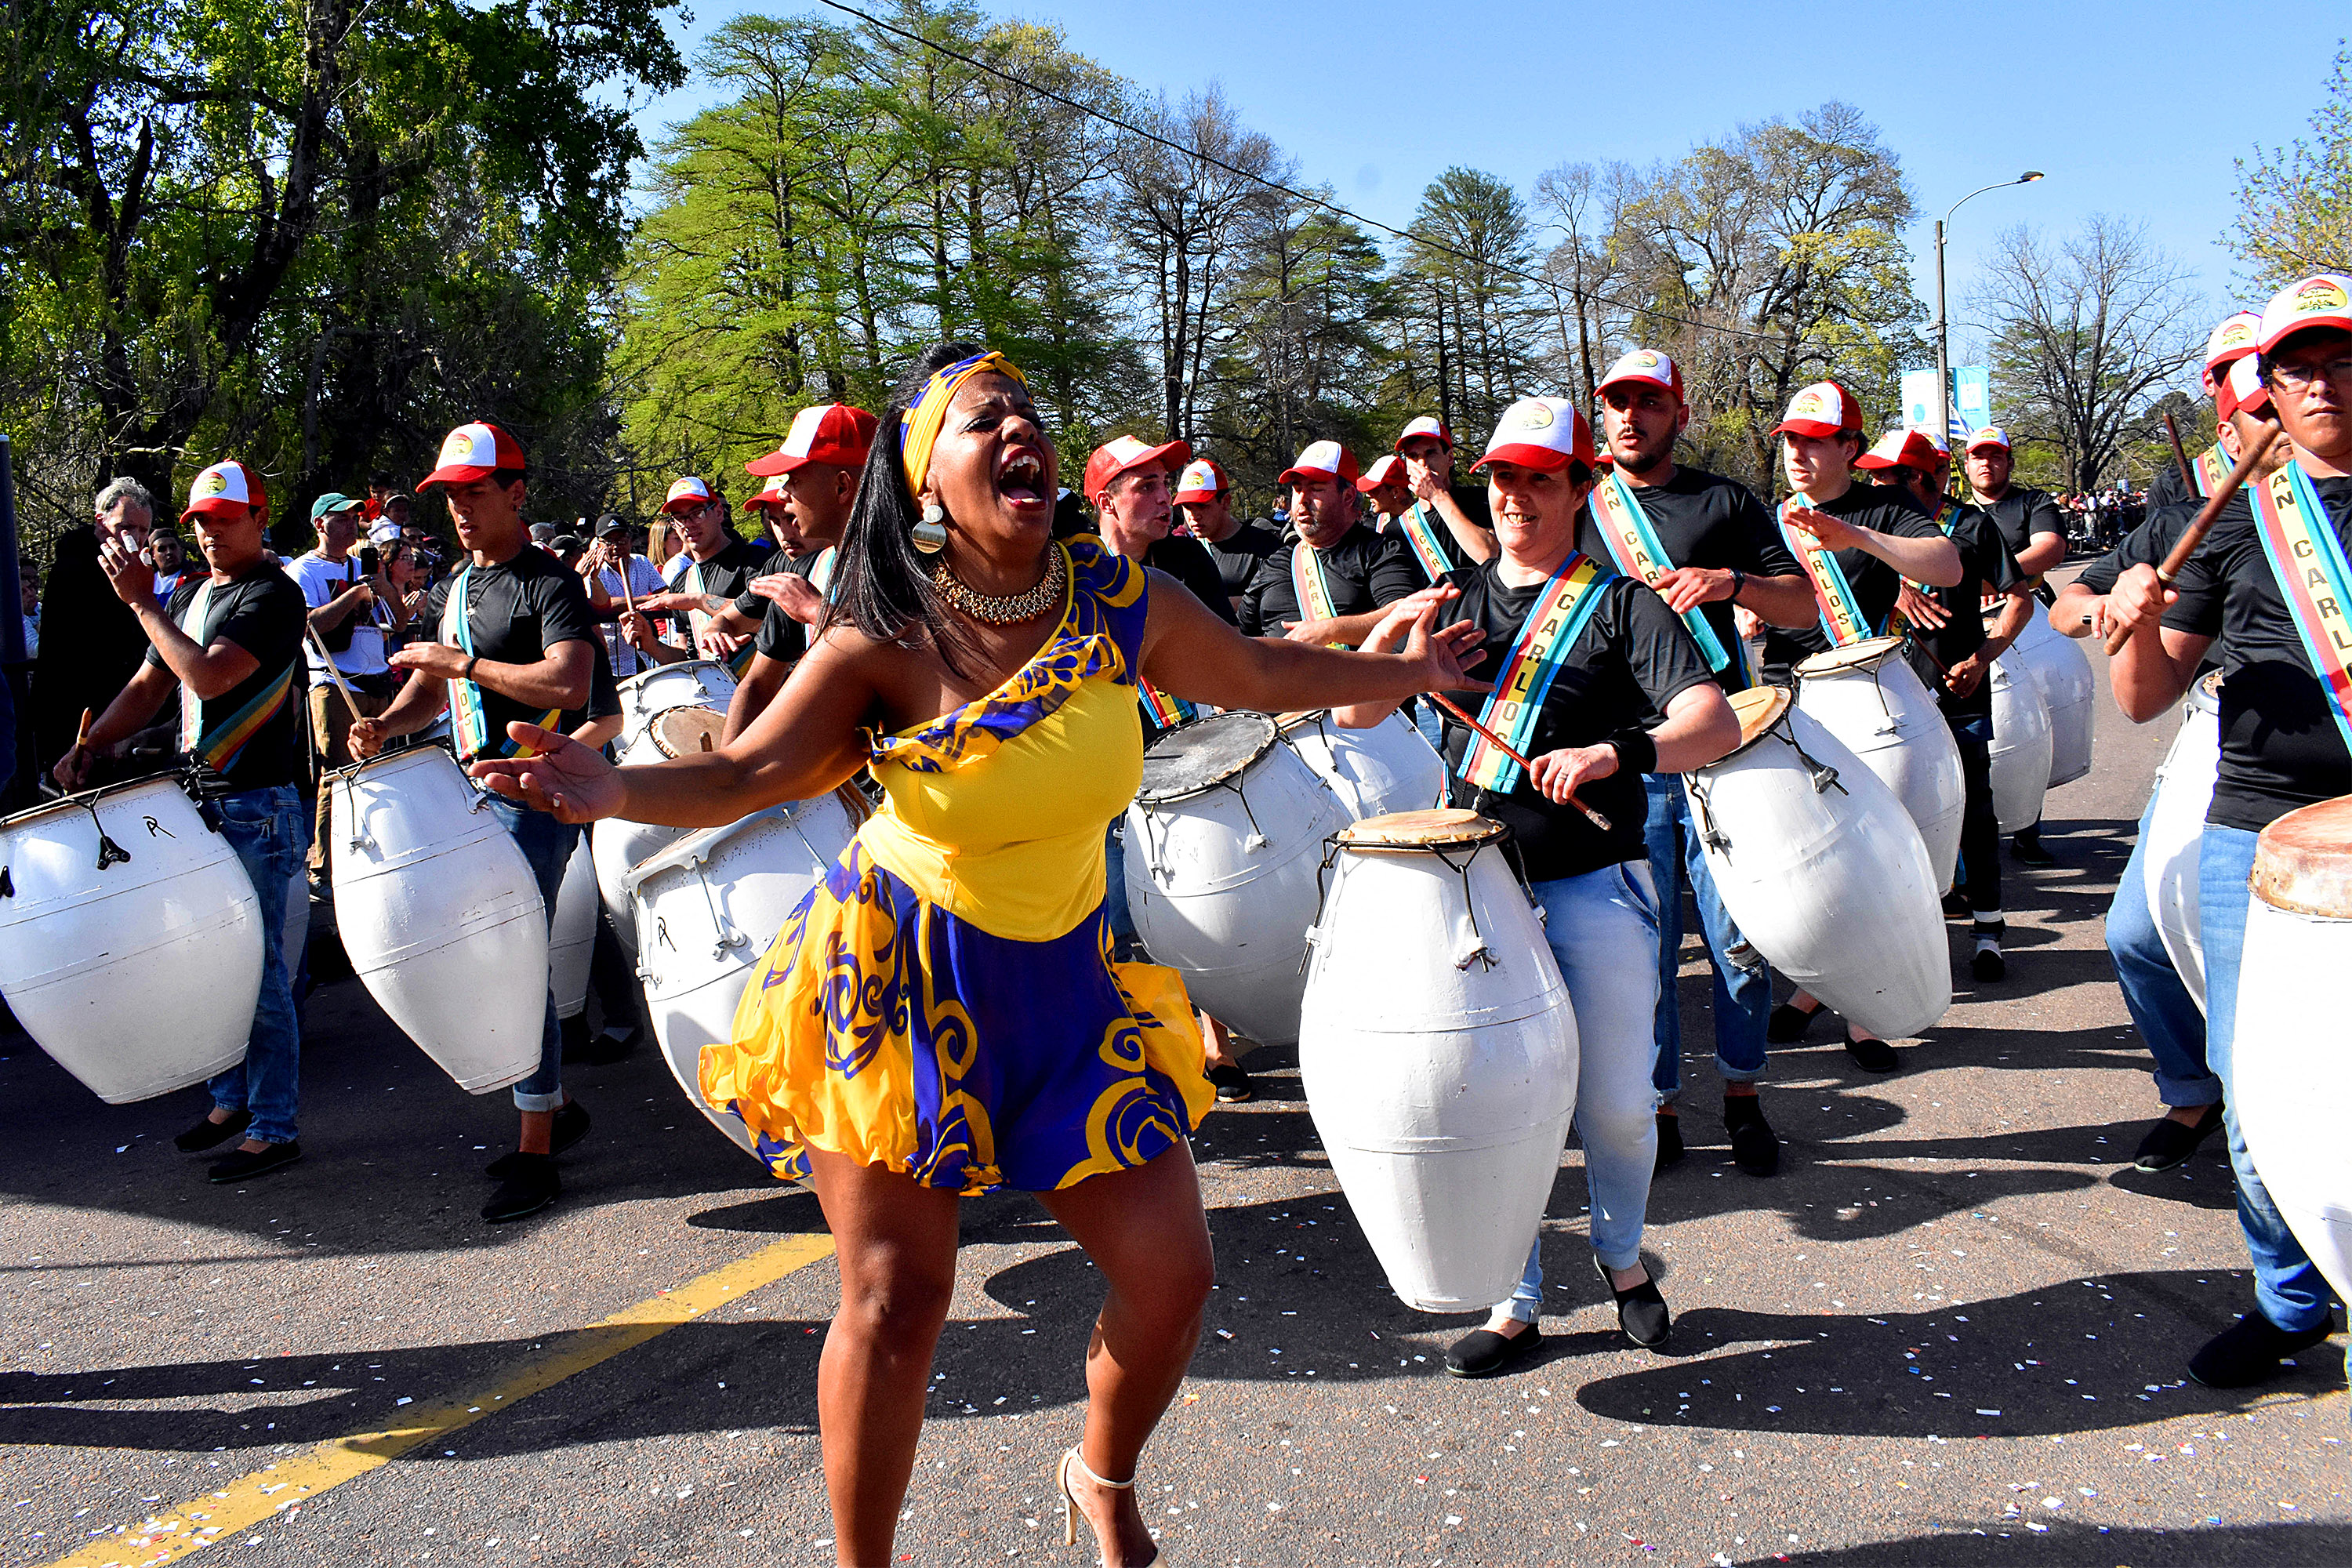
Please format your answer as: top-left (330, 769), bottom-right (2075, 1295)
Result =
top-left (473, 343), bottom-right (1482, 1568)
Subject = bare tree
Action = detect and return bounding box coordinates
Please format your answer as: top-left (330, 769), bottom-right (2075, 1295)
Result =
top-left (1975, 216), bottom-right (2205, 491)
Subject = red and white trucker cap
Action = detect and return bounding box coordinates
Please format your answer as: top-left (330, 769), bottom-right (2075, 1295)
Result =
top-left (1393, 416), bottom-right (1453, 452)
top-left (2218, 353), bottom-right (2274, 422)
top-left (2258, 273), bottom-right (2352, 356)
top-left (1279, 439), bottom-right (1360, 487)
top-left (1595, 348), bottom-right (1684, 401)
top-left (746, 403), bottom-right (880, 477)
top-left (1965, 426), bottom-right (2011, 452)
top-left (1854, 428), bottom-right (1944, 474)
top-left (1358, 454), bottom-right (1410, 492)
top-left (1771, 381), bottom-right (1864, 441)
top-left (660, 477), bottom-right (715, 514)
top-left (423, 421), bottom-right (526, 488)
top-left (1472, 397), bottom-right (1595, 474)
top-left (2201, 310), bottom-right (2262, 392)
top-left (1083, 435), bottom-right (1191, 502)
top-left (183, 461), bottom-right (267, 521)
top-left (1173, 457), bottom-right (1228, 503)
top-left (745, 475), bottom-right (789, 511)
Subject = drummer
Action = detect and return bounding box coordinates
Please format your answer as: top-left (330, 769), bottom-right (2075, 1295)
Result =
top-left (2147, 312), bottom-right (2264, 512)
top-left (625, 477), bottom-right (778, 670)
top-left (1342, 396), bottom-right (1741, 1377)
top-left (1579, 348), bottom-right (1817, 1177)
top-left (2103, 270), bottom-right (2352, 1388)
top-left (717, 404), bottom-right (880, 743)
top-left (1358, 454), bottom-right (1416, 536)
top-left (1172, 456), bottom-right (1283, 611)
top-left (55, 460), bottom-right (310, 1184)
top-left (1392, 415), bottom-right (1500, 580)
top-left (347, 420), bottom-right (604, 1225)
top-left (1239, 441), bottom-right (1431, 642)
top-left (1755, 383), bottom-right (1962, 1070)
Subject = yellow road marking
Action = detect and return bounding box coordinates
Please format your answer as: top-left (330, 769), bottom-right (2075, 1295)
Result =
top-left (39, 1232), bottom-right (835, 1567)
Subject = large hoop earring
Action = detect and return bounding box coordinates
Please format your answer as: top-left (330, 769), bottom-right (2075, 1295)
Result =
top-left (912, 502), bottom-right (947, 555)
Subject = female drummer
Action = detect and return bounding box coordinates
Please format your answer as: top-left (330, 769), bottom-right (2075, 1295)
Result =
top-left (471, 343), bottom-right (1481, 1568)
top-left (1338, 397), bottom-right (1740, 1380)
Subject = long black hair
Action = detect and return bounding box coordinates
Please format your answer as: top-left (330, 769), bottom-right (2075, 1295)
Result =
top-left (826, 341), bottom-right (1023, 677)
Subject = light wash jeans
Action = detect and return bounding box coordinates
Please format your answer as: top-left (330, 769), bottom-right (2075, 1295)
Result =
top-left (2105, 797), bottom-right (2220, 1107)
top-left (484, 793), bottom-right (583, 1114)
top-left (2200, 824), bottom-right (2333, 1333)
top-left (1642, 775), bottom-right (1769, 1097)
top-left (207, 785), bottom-right (308, 1144)
top-left (1497, 859), bottom-right (1663, 1323)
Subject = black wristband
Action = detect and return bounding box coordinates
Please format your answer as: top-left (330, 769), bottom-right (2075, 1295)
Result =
top-left (463, 655), bottom-right (478, 684)
top-left (1607, 728), bottom-right (1659, 776)
top-left (1728, 568), bottom-right (1747, 601)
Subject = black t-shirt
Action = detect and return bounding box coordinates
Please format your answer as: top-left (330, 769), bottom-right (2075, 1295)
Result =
top-left (1143, 535), bottom-right (1238, 626)
top-left (422, 547), bottom-right (601, 757)
top-left (1760, 484), bottom-right (1951, 679)
top-left (586, 640), bottom-right (621, 724)
top-left (1196, 520), bottom-right (1284, 597)
top-left (750, 547), bottom-right (837, 664)
top-left (1239, 524), bottom-right (1423, 637)
top-left (149, 564), bottom-right (309, 791)
top-left (670, 536), bottom-right (779, 603)
top-left (1435, 560), bottom-right (1715, 882)
top-left (2164, 472), bottom-right (2352, 832)
top-left (1380, 488), bottom-right (1495, 583)
top-left (1975, 485), bottom-right (2065, 568)
top-left (2147, 457), bottom-right (2207, 513)
top-left (1573, 466), bottom-right (1798, 691)
top-left (1909, 500), bottom-right (2025, 719)
top-left (2075, 504), bottom-right (2223, 677)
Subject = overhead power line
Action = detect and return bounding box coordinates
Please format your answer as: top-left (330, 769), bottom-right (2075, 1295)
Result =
top-left (808, 0), bottom-right (1802, 353)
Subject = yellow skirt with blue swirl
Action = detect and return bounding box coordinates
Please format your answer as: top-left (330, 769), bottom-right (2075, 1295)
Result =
top-left (705, 839), bottom-right (1211, 1192)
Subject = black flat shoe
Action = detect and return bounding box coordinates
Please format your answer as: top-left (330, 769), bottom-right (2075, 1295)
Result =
top-left (1940, 889), bottom-right (1973, 921)
top-left (572, 1027), bottom-right (640, 1067)
top-left (557, 1014), bottom-right (594, 1062)
top-left (1725, 1095), bottom-right (1780, 1177)
top-left (1206, 1062), bottom-right (1255, 1104)
top-left (1844, 1034), bottom-right (1900, 1073)
top-left (1444, 1323), bottom-right (1543, 1378)
top-left (2187, 1312), bottom-right (2334, 1388)
top-left (208, 1141), bottom-right (301, 1183)
top-left (2010, 833), bottom-right (2057, 867)
top-left (2135, 1103), bottom-right (2226, 1173)
top-left (1653, 1111), bottom-right (1685, 1171)
top-left (485, 1100), bottom-right (591, 1178)
top-left (1766, 1000), bottom-right (1822, 1044)
top-left (1594, 1254), bottom-right (1671, 1348)
top-left (481, 1153), bottom-right (561, 1224)
top-left (175, 1109), bottom-right (251, 1152)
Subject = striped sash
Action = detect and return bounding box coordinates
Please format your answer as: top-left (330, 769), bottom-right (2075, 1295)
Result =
top-left (1461, 554), bottom-right (1613, 795)
top-left (1138, 681), bottom-right (1198, 731)
top-left (442, 566), bottom-right (559, 759)
top-left (2194, 445), bottom-right (2231, 500)
top-left (2247, 463), bottom-right (2352, 754)
top-left (1290, 541), bottom-right (1340, 625)
top-left (175, 579), bottom-right (296, 773)
top-left (1396, 502), bottom-right (1454, 586)
top-left (1779, 499), bottom-right (1876, 647)
top-left (1589, 472), bottom-right (1732, 673)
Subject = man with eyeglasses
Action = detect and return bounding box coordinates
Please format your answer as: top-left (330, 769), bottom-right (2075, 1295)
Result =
top-left (2105, 271), bottom-right (2352, 1390)
top-left (626, 477), bottom-right (776, 670)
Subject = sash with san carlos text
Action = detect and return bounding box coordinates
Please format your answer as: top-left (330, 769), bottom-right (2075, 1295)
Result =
top-left (1461, 553), bottom-right (1613, 795)
top-left (1396, 502), bottom-right (1454, 586)
top-left (441, 566), bottom-right (561, 759)
top-left (1290, 541), bottom-right (1342, 643)
top-left (2194, 445), bottom-right (2231, 500)
top-left (174, 580), bottom-right (296, 775)
top-left (1778, 500), bottom-right (1876, 647)
top-left (1588, 471), bottom-right (1735, 677)
top-left (2247, 463), bottom-right (2352, 753)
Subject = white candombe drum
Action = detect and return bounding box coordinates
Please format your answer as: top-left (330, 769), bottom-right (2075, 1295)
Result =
top-left (2004, 601), bottom-right (2097, 788)
top-left (1987, 652), bottom-right (2055, 836)
top-left (626, 786), bottom-right (866, 1159)
top-left (1686, 688), bottom-right (1949, 1039)
top-left (1795, 637), bottom-right (1965, 888)
top-left (1301, 811), bottom-right (1578, 1312)
top-left (550, 835), bottom-right (597, 1022)
top-left (615, 661), bottom-right (737, 763)
top-left (2143, 671), bottom-right (2223, 1011)
top-left (1124, 711), bottom-right (1348, 1049)
top-left (0, 775), bottom-right (263, 1102)
top-left (2232, 797), bottom-right (2352, 1307)
top-left (597, 706), bottom-right (729, 961)
top-left (1276, 709), bottom-right (1449, 823)
top-left (329, 746), bottom-right (548, 1093)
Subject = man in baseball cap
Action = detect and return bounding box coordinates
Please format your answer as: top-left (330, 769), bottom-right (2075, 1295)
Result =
top-left (2151, 310), bottom-right (2271, 510)
top-left (624, 477), bottom-right (772, 673)
top-left (1958, 419), bottom-right (2069, 873)
top-left (1391, 416), bottom-right (1496, 586)
top-left (1357, 453), bottom-right (1414, 525)
top-left (1172, 456), bottom-right (1281, 607)
top-left (1084, 434), bottom-right (1230, 626)
top-left (1240, 441), bottom-right (1421, 643)
top-left (1581, 347), bottom-right (1815, 1176)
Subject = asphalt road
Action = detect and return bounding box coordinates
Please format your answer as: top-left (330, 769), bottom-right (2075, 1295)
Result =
top-left (5, 590), bottom-right (2347, 1567)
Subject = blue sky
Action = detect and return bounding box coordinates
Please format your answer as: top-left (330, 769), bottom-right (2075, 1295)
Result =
top-left (635, 0), bottom-right (2347, 363)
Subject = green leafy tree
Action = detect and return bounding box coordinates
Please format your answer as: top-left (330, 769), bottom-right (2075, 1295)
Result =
top-left (2228, 43), bottom-right (2352, 289)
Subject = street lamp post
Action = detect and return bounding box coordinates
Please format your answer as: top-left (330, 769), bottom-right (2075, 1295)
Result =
top-left (1934, 171), bottom-right (2045, 447)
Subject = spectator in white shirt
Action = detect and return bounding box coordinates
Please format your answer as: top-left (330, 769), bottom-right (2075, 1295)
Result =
top-left (287, 492), bottom-right (406, 872)
top-left (579, 516), bottom-right (668, 679)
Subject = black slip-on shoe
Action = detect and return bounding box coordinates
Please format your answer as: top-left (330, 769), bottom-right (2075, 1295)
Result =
top-left (208, 1141), bottom-right (301, 1183)
top-left (1766, 1000), bottom-right (1823, 1044)
top-left (1725, 1096), bottom-right (1780, 1178)
top-left (2134, 1103), bottom-right (2226, 1173)
top-left (1444, 1323), bottom-right (1544, 1378)
top-left (481, 1153), bottom-right (561, 1225)
top-left (176, 1109), bottom-right (252, 1153)
top-left (1844, 1034), bottom-right (1900, 1073)
top-left (1206, 1063), bottom-right (1255, 1104)
top-left (1595, 1254), bottom-right (1671, 1348)
top-left (2187, 1312), bottom-right (2334, 1388)
top-left (485, 1100), bottom-right (591, 1178)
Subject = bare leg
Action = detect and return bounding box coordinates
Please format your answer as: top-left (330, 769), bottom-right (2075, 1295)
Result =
top-left (1036, 1142), bottom-right (1217, 1567)
top-left (803, 1149), bottom-right (964, 1568)
top-left (1200, 1012), bottom-right (1239, 1070)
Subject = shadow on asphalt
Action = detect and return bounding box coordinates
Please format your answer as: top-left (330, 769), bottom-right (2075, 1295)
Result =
top-left (1755, 1518), bottom-right (2352, 1566)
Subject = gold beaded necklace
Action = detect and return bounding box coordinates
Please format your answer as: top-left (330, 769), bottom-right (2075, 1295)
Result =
top-left (930, 544), bottom-right (1067, 626)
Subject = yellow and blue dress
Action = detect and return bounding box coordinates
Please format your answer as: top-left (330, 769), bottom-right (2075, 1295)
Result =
top-left (703, 536), bottom-right (1211, 1192)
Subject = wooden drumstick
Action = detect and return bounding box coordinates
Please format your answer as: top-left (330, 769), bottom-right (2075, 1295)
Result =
top-left (305, 625), bottom-right (365, 719)
top-left (2105, 425), bottom-right (2282, 655)
top-left (1424, 692), bottom-right (1615, 833)
top-left (74, 707), bottom-right (92, 750)
top-left (2163, 411), bottom-right (2194, 492)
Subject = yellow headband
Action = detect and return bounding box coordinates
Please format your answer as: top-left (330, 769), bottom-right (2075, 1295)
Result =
top-left (898, 350), bottom-right (1028, 499)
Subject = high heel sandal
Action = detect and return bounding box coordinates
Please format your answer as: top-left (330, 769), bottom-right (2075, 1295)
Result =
top-left (1057, 1445), bottom-right (1162, 1566)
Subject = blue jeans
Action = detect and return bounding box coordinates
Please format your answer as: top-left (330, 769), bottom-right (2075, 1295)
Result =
top-left (1643, 775), bottom-right (1769, 1098)
top-left (1948, 713), bottom-right (2002, 916)
top-left (1413, 699), bottom-right (1444, 755)
top-left (1500, 860), bottom-right (1663, 1321)
top-left (2106, 797), bottom-right (2219, 1107)
top-left (484, 794), bottom-right (583, 1113)
top-left (207, 786), bottom-right (308, 1144)
top-left (2200, 825), bottom-right (2333, 1333)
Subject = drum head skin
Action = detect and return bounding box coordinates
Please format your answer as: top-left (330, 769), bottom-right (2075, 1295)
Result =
top-left (2251, 797), bottom-right (2352, 918)
top-left (1337, 808), bottom-right (1506, 852)
top-left (652, 706), bottom-right (726, 758)
top-left (1723, 685), bottom-right (1794, 759)
top-left (1138, 711), bottom-right (1279, 802)
top-left (1796, 636), bottom-right (1907, 678)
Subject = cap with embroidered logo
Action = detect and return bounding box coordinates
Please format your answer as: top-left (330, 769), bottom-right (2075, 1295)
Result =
top-left (1965, 426), bottom-right (2011, 453)
top-left (2202, 311), bottom-right (2263, 392)
top-left (422, 422), bottom-right (526, 488)
top-left (1472, 397), bottom-right (1595, 474)
top-left (1771, 381), bottom-right (1864, 440)
top-left (661, 476), bottom-right (716, 514)
top-left (1595, 348), bottom-right (1684, 401)
top-left (1393, 416), bottom-right (1453, 453)
top-left (745, 475), bottom-right (790, 512)
top-left (1279, 439), bottom-right (1360, 487)
top-left (746, 403), bottom-right (880, 477)
top-left (1083, 435), bottom-right (1192, 503)
top-left (184, 461), bottom-right (267, 521)
top-left (1173, 457), bottom-right (1229, 503)
top-left (2258, 273), bottom-right (2352, 356)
